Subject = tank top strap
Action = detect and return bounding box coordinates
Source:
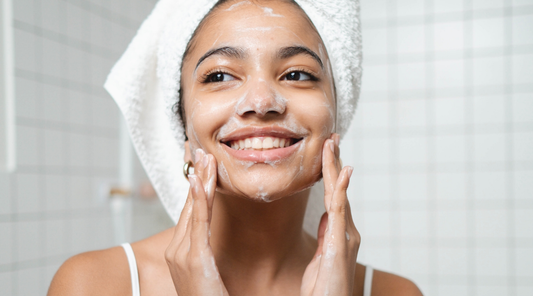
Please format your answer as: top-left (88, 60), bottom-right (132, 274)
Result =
top-left (363, 265), bottom-right (374, 296)
top-left (121, 243), bottom-right (141, 296)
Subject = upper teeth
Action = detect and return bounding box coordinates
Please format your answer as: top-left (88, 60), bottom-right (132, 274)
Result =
top-left (229, 137), bottom-right (292, 150)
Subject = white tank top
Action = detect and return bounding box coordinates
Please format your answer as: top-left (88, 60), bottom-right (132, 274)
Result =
top-left (121, 243), bottom-right (374, 296)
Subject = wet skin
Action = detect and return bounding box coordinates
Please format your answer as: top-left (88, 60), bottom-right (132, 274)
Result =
top-left (180, 0), bottom-right (336, 202)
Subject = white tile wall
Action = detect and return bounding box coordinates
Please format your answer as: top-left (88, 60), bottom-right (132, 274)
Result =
top-left (472, 17), bottom-right (505, 48)
top-left (434, 21), bottom-right (465, 51)
top-left (0, 222), bottom-right (12, 265)
top-left (397, 25), bottom-right (426, 54)
top-left (396, 0), bottom-right (425, 17)
top-left (473, 95), bottom-right (506, 124)
top-left (1, 1), bottom-right (173, 295)
top-left (345, 0), bottom-right (533, 294)
top-left (473, 0), bottom-right (505, 9)
top-left (3, 0), bottom-right (532, 295)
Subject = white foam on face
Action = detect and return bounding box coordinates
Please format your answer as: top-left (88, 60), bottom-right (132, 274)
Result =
top-left (218, 161), bottom-right (235, 191)
top-left (261, 6), bottom-right (283, 18)
top-left (224, 1), bottom-right (284, 16)
top-left (310, 153), bottom-right (321, 178)
top-left (224, 1), bottom-right (248, 11)
top-left (206, 169), bottom-right (216, 197)
top-left (274, 148), bottom-right (307, 194)
top-left (238, 160), bottom-right (256, 169)
top-left (273, 90), bottom-right (288, 108)
top-left (234, 82), bottom-right (287, 116)
top-left (256, 185), bottom-right (272, 202)
top-left (236, 26), bottom-right (275, 33)
top-left (217, 114), bottom-right (309, 140)
top-left (187, 92), bottom-right (208, 155)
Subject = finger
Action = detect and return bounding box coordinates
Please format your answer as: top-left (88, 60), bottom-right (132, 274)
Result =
top-left (175, 149), bottom-right (205, 232)
top-left (189, 175), bottom-right (211, 250)
top-left (173, 190), bottom-right (194, 237)
top-left (204, 155), bottom-right (217, 212)
top-left (322, 139), bottom-right (338, 210)
top-left (314, 212), bottom-right (328, 259)
top-left (194, 148), bottom-right (207, 180)
top-left (170, 180), bottom-right (195, 243)
top-left (195, 149), bottom-right (218, 219)
top-left (328, 133), bottom-right (341, 173)
top-left (181, 168), bottom-right (207, 251)
top-left (328, 166), bottom-right (353, 243)
top-left (166, 185), bottom-right (195, 263)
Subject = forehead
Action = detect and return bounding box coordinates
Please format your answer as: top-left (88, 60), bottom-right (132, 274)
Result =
top-left (190, 0), bottom-right (323, 56)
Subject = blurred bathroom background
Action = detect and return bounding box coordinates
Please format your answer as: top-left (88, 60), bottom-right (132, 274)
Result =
top-left (0, 0), bottom-right (532, 295)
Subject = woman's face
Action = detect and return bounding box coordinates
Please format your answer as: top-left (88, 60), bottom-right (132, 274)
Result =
top-left (181, 0), bottom-right (336, 202)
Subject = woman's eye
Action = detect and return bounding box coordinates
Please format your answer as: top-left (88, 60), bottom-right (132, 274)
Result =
top-left (284, 71), bottom-right (314, 81)
top-left (206, 72), bottom-right (235, 83)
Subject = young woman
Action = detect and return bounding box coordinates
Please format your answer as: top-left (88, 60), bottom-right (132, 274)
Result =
top-left (48, 1), bottom-right (423, 295)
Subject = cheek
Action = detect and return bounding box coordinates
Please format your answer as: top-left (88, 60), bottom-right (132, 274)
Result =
top-left (185, 95), bottom-right (237, 151)
top-left (288, 91), bottom-right (334, 178)
top-left (289, 91), bottom-right (335, 138)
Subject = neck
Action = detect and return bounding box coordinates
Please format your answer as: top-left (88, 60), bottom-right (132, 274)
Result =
top-left (210, 189), bottom-right (316, 278)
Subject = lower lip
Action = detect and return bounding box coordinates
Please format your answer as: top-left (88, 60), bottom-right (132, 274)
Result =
top-left (222, 141), bottom-right (302, 162)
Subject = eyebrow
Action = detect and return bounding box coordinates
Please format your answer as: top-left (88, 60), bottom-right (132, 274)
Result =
top-left (195, 46), bottom-right (246, 69)
top-left (194, 45), bottom-right (324, 70)
top-left (277, 46), bottom-right (323, 69)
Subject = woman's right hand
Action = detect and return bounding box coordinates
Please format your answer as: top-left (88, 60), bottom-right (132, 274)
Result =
top-left (165, 149), bottom-right (229, 296)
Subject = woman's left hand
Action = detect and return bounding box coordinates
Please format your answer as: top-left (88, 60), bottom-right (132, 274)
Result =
top-left (300, 133), bottom-right (359, 296)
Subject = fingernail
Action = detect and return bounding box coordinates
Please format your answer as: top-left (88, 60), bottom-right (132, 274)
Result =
top-left (334, 134), bottom-right (340, 147)
top-left (347, 166), bottom-right (354, 178)
top-left (329, 140), bottom-right (334, 152)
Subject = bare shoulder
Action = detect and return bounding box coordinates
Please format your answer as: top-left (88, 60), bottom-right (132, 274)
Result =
top-left (371, 268), bottom-right (423, 296)
top-left (47, 246), bottom-right (131, 296)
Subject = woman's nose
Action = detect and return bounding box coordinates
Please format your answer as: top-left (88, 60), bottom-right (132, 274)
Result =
top-left (235, 79), bottom-right (286, 117)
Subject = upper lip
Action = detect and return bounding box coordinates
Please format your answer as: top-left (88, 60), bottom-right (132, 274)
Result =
top-left (218, 126), bottom-right (307, 143)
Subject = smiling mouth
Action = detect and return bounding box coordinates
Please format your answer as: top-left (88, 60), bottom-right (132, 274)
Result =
top-left (224, 136), bottom-right (303, 151)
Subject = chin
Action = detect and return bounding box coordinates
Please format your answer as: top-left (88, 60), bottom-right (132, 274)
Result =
top-left (215, 169), bottom-right (321, 203)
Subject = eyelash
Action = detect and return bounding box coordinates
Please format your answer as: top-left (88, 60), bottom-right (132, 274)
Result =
top-left (200, 68), bottom-right (320, 83)
top-left (282, 68), bottom-right (319, 82)
top-left (200, 68), bottom-right (233, 83)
